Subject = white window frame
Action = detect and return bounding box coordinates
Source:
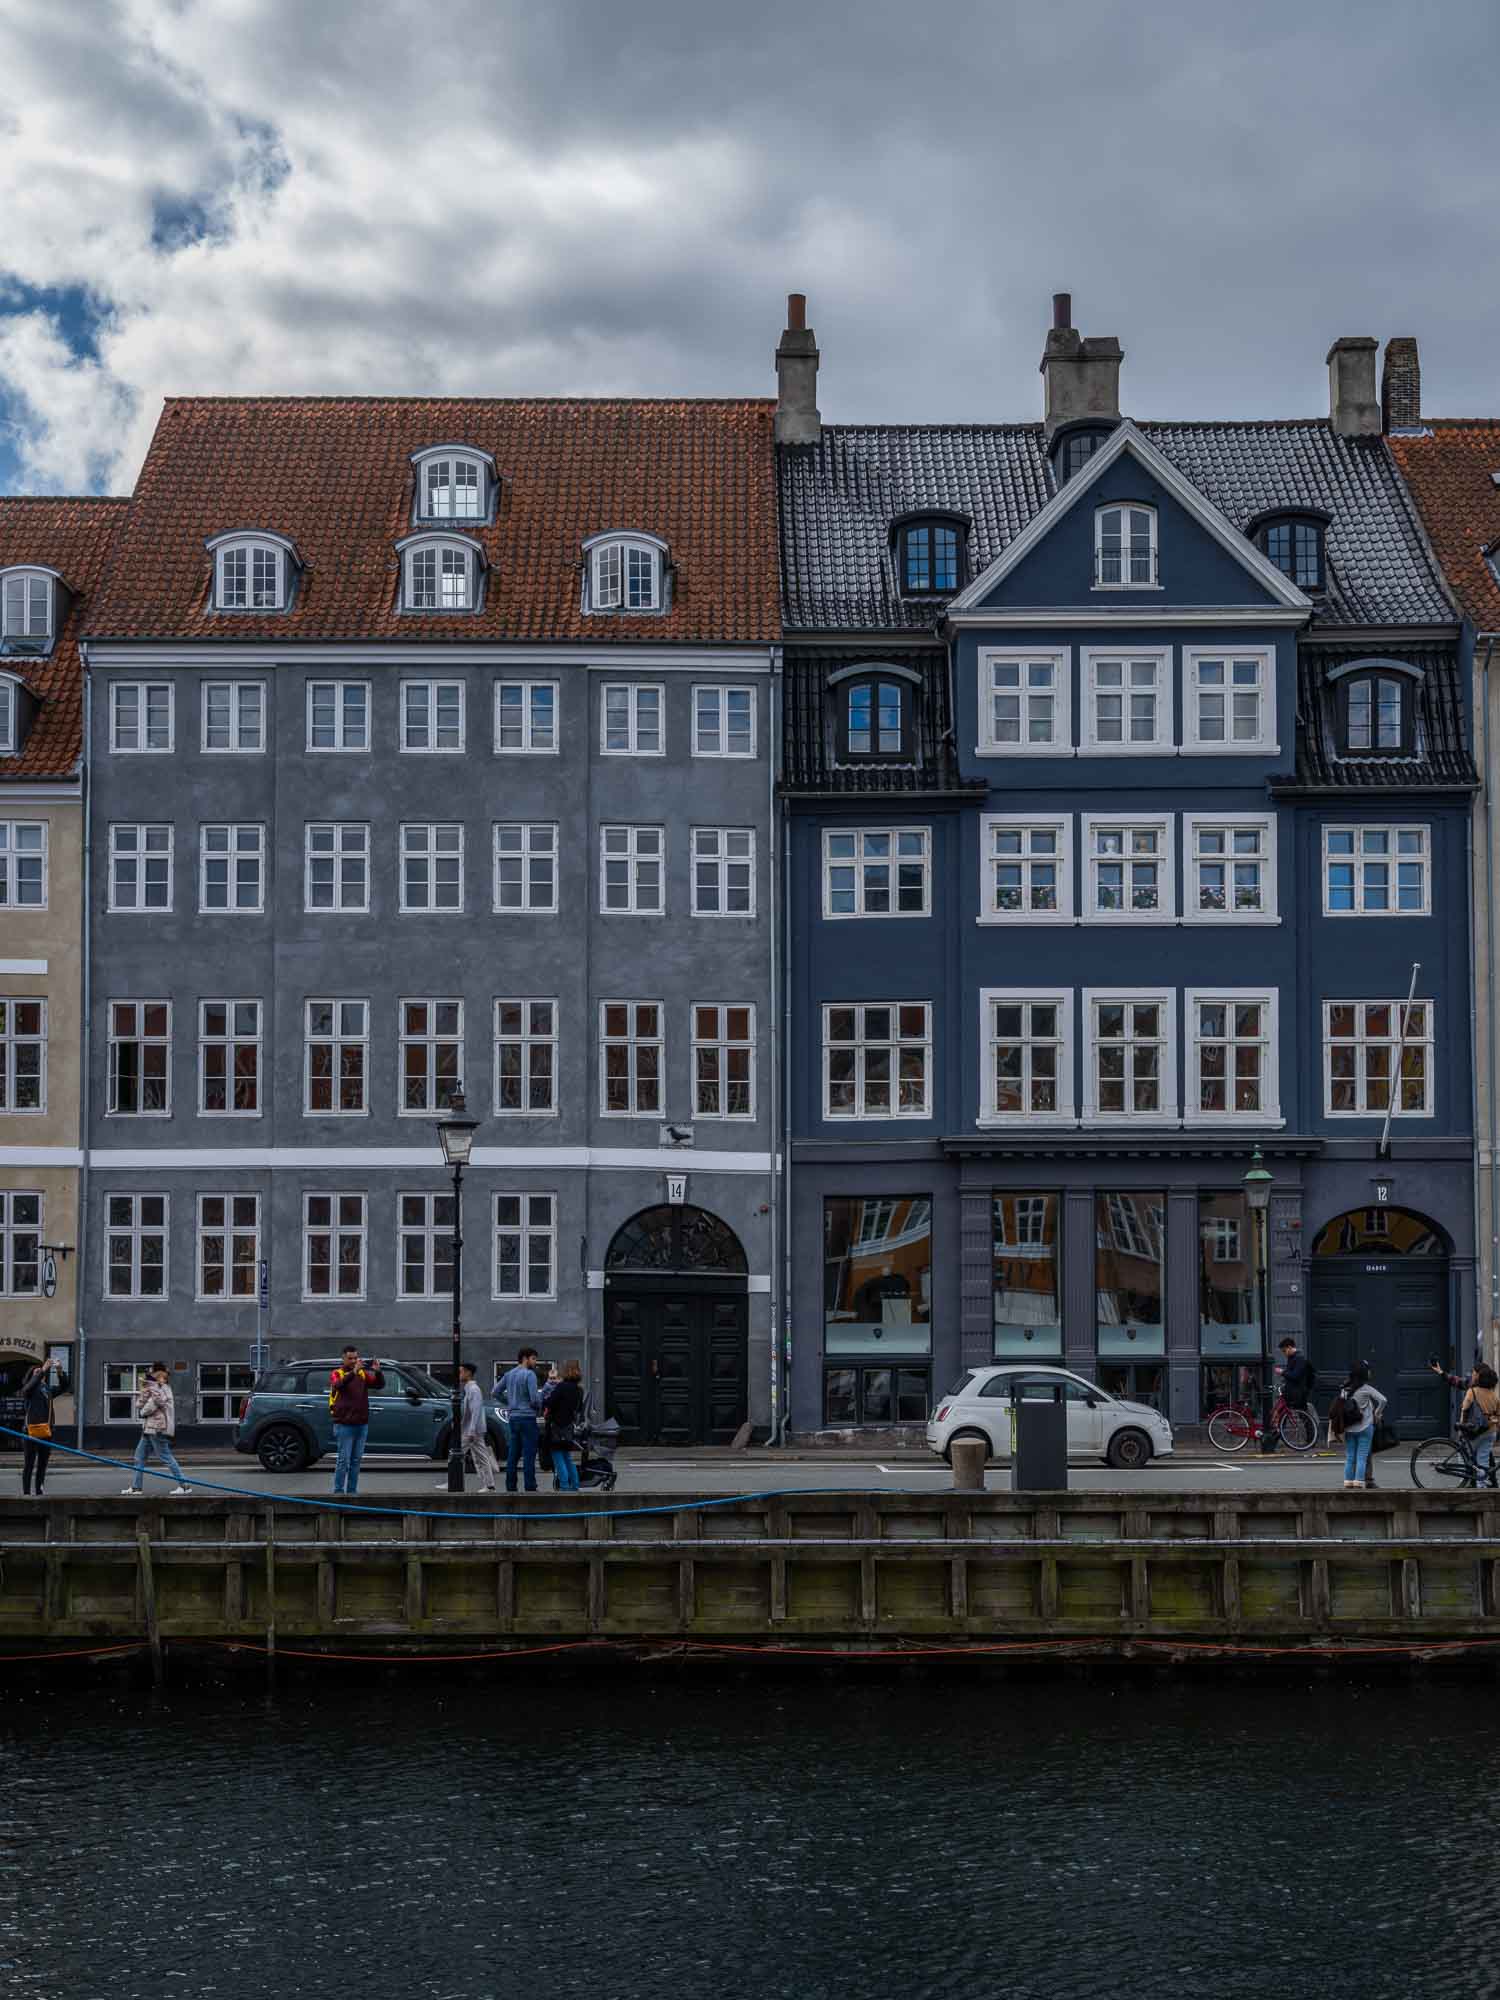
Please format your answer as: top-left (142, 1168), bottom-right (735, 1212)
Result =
top-left (213, 540), bottom-right (285, 612)
top-left (976, 648), bottom-right (1072, 756)
top-left (587, 537), bottom-right (664, 613)
top-left (197, 1361), bottom-right (259, 1425)
top-left (402, 540), bottom-right (476, 613)
top-left (978, 988), bottom-right (1075, 1126)
top-left (0, 821), bottom-right (48, 910)
top-left (302, 1192), bottom-right (368, 1301)
top-left (111, 682), bottom-right (174, 754)
top-left (0, 998), bottom-right (45, 1114)
top-left (599, 825), bottom-right (665, 915)
top-left (197, 999), bottom-right (263, 1119)
top-left (104, 1193), bottom-right (169, 1301)
top-left (1081, 814), bottom-right (1175, 925)
top-left (600, 1001), bottom-right (663, 1118)
top-left (199, 823), bottom-right (265, 914)
top-left (1323, 998), bottom-right (1435, 1119)
top-left (1093, 503), bottom-right (1159, 589)
top-left (691, 827), bottom-right (755, 918)
top-left (304, 999), bottom-right (369, 1117)
top-left (821, 1002), bottom-right (932, 1121)
top-left (0, 568), bottom-right (53, 645)
top-left (400, 823), bottom-right (465, 913)
top-left (304, 822), bottom-right (370, 914)
top-left (107, 823), bottom-right (171, 913)
top-left (1182, 648), bottom-right (1277, 755)
top-left (1182, 814), bottom-right (1279, 926)
top-left (979, 815), bottom-right (1074, 925)
top-left (416, 452), bottom-right (490, 523)
top-left (1322, 824), bottom-right (1432, 918)
top-left (0, 1191), bottom-right (41, 1296)
top-left (400, 679), bottom-right (465, 753)
top-left (691, 1003), bottom-right (756, 1120)
top-left (398, 1191), bottom-right (457, 1300)
top-left (399, 999), bottom-right (464, 1116)
top-left (492, 824), bottom-right (558, 914)
top-left (492, 1193), bottom-right (557, 1300)
top-left (195, 1193), bottom-right (261, 1302)
top-left (104, 1363), bottom-right (154, 1424)
top-left (600, 683), bottom-right (665, 756)
top-left (1184, 988), bottom-right (1282, 1127)
top-left (822, 828), bottom-right (930, 920)
top-left (494, 999), bottom-right (558, 1118)
top-left (1080, 649), bottom-right (1173, 754)
top-left (692, 685), bottom-right (756, 758)
top-left (493, 680), bottom-right (558, 755)
top-left (1082, 987), bottom-right (1178, 1125)
top-left (306, 680), bottom-right (370, 753)
top-left (107, 1000), bottom-right (172, 1117)
top-left (201, 680), bottom-right (266, 754)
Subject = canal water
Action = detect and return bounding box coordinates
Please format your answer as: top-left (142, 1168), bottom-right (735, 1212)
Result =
top-left (0, 1673), bottom-right (1476, 1998)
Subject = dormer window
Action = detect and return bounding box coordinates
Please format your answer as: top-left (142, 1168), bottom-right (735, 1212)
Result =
top-left (1256, 512), bottom-right (1326, 590)
top-left (398, 534), bottom-right (485, 614)
top-left (584, 533), bottom-right (668, 615)
top-left (1486, 539), bottom-right (1500, 588)
top-left (830, 663), bottom-right (919, 763)
top-left (1053, 425), bottom-right (1112, 485)
top-left (0, 677), bottom-right (18, 754)
top-left (895, 516), bottom-right (965, 596)
top-left (1330, 659), bottom-right (1420, 759)
top-left (206, 532), bottom-right (297, 614)
top-left (411, 445), bottom-right (497, 525)
top-left (0, 569), bottom-right (56, 657)
top-left (1094, 504), bottom-right (1157, 588)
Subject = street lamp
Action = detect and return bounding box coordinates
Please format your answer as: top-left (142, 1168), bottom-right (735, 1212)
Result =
top-left (1242, 1147), bottom-right (1274, 1452)
top-left (436, 1088), bottom-right (480, 1494)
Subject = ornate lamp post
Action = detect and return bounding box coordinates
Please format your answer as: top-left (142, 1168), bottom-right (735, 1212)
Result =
top-left (435, 1088), bottom-right (480, 1495)
top-left (1242, 1147), bottom-right (1274, 1451)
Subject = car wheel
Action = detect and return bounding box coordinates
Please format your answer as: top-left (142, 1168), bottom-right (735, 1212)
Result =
top-left (1106, 1427), bottom-right (1153, 1471)
top-left (943, 1427), bottom-right (994, 1466)
top-left (256, 1424), bottom-right (312, 1474)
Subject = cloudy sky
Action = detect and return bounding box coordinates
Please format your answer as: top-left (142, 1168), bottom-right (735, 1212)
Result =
top-left (2, 0), bottom-right (1497, 495)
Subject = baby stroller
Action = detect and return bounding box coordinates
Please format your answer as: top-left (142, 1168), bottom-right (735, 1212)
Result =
top-left (574, 1414), bottom-right (620, 1492)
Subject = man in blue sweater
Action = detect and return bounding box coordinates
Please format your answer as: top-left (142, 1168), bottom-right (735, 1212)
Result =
top-left (499, 1346), bottom-right (542, 1493)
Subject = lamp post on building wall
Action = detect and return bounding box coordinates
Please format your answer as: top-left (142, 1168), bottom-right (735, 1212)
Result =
top-left (435, 1089), bottom-right (480, 1495)
top-left (1243, 1148), bottom-right (1274, 1452)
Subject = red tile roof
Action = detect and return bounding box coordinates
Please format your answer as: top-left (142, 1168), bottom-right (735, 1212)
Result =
top-left (1388, 422), bottom-right (1500, 633)
top-left (0, 498), bottom-right (129, 782)
top-left (88, 398), bottom-right (782, 645)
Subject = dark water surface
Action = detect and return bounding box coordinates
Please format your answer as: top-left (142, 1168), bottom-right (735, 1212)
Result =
top-left (0, 1673), bottom-right (1486, 1999)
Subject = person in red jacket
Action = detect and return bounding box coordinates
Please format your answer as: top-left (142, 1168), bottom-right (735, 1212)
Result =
top-left (329, 1346), bottom-right (384, 1495)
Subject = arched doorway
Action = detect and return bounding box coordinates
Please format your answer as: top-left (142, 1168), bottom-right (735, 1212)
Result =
top-left (1308, 1205), bottom-right (1451, 1436)
top-left (604, 1205), bottom-right (749, 1445)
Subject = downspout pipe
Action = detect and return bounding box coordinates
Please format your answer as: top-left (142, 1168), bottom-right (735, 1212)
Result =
top-left (75, 650), bottom-right (93, 1450)
top-left (768, 644), bottom-right (784, 1444)
top-left (1481, 636), bottom-right (1499, 1363)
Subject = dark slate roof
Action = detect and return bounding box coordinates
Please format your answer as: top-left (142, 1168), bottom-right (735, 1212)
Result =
top-left (782, 646), bottom-right (980, 795)
top-left (779, 422), bottom-right (1454, 632)
top-left (1276, 643), bottom-right (1477, 793)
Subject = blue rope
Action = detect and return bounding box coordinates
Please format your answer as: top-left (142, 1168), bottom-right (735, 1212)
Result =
top-left (0, 1421), bottom-right (940, 1522)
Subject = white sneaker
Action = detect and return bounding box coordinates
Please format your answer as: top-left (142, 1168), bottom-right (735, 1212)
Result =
top-left (168, 1485), bottom-right (191, 1496)
top-left (120, 1486), bottom-right (140, 1496)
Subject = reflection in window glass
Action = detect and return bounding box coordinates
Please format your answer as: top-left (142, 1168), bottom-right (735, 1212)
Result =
top-left (824, 1197), bottom-right (931, 1355)
top-left (992, 1193), bottom-right (1061, 1358)
top-left (1096, 1191), bottom-right (1165, 1406)
top-left (1199, 1191), bottom-right (1260, 1359)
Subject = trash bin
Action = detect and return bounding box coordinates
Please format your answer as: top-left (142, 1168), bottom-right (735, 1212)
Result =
top-left (1013, 1391), bottom-right (1068, 1490)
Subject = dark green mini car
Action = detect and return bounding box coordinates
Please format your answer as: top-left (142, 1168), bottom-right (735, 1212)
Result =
top-left (233, 1356), bottom-right (505, 1473)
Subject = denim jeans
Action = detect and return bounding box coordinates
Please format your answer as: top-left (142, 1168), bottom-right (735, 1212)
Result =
top-left (1473, 1431), bottom-right (1495, 1485)
top-left (551, 1443), bottom-right (579, 1492)
top-left (333, 1422), bottom-right (368, 1494)
top-left (506, 1413), bottom-right (538, 1492)
top-left (1343, 1426), bottom-right (1374, 1483)
top-left (131, 1432), bottom-right (186, 1491)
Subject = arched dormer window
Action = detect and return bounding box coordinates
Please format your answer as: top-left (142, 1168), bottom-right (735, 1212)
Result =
top-left (206, 531), bottom-right (299, 613)
top-left (1094, 503), bottom-right (1157, 588)
top-left (1327, 657), bottom-right (1422, 758)
top-left (0, 567), bottom-right (60, 657)
top-left (0, 672), bottom-right (23, 754)
top-left (892, 513), bottom-right (967, 596)
top-left (1051, 422), bottom-right (1114, 486)
top-left (583, 532), bottom-right (669, 615)
top-left (1250, 509), bottom-right (1328, 591)
top-left (829, 661), bottom-right (920, 762)
top-left (410, 444), bottom-right (497, 525)
top-left (397, 532), bottom-right (486, 613)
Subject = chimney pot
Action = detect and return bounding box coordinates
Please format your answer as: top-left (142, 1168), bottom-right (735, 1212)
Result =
top-left (1052, 292), bottom-right (1072, 331)
top-left (775, 293), bottom-right (821, 447)
top-left (1381, 337), bottom-right (1421, 431)
top-left (1326, 336), bottom-right (1381, 438)
top-left (787, 292), bottom-right (806, 331)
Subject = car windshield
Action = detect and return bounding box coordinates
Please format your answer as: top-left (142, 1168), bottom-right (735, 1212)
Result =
top-left (394, 1367), bottom-right (446, 1397)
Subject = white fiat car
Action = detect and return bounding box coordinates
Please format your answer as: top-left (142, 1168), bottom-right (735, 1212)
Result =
top-left (925, 1365), bottom-right (1174, 1470)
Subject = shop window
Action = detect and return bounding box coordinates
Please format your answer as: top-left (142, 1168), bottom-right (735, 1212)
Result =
top-left (823, 1195), bottom-right (932, 1424)
top-left (992, 1192), bottom-right (1062, 1357)
top-left (823, 1364), bottom-right (931, 1427)
top-left (1199, 1192), bottom-right (1261, 1391)
top-left (1095, 1189), bottom-right (1165, 1406)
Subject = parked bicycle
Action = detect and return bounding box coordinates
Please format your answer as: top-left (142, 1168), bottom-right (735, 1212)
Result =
top-left (1409, 1429), bottom-right (1499, 1491)
top-left (1206, 1395), bottom-right (1320, 1454)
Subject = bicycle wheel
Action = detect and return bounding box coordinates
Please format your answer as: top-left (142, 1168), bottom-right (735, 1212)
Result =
top-left (1278, 1407), bottom-right (1319, 1453)
top-left (1410, 1437), bottom-right (1473, 1490)
top-left (1207, 1407), bottom-right (1253, 1454)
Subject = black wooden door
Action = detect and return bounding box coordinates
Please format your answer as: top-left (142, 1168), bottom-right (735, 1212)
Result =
top-left (604, 1288), bottom-right (748, 1445)
top-left (1308, 1260), bottom-right (1449, 1436)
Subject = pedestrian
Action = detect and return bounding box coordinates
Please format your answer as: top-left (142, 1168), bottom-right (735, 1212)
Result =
top-left (328, 1345), bottom-right (384, 1496)
top-left (1276, 1336), bottom-right (1314, 1410)
top-left (121, 1362), bottom-right (191, 1496)
top-left (19, 1353), bottom-right (63, 1497)
top-left (498, 1345), bottom-right (542, 1493)
top-left (1330, 1360), bottom-right (1387, 1490)
top-left (440, 1361), bottom-right (497, 1493)
top-left (1430, 1359), bottom-right (1500, 1486)
top-left (543, 1358), bottom-right (585, 1494)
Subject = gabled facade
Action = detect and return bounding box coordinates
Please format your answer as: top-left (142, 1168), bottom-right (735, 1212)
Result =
top-left (778, 297), bottom-right (1475, 1438)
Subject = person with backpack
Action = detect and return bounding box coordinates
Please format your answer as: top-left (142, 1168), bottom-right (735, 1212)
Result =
top-left (542, 1358), bottom-right (585, 1493)
top-left (121, 1362), bottom-right (191, 1496)
top-left (1276, 1337), bottom-right (1314, 1410)
top-left (1429, 1359), bottom-right (1500, 1486)
top-left (1330, 1361), bottom-right (1387, 1489)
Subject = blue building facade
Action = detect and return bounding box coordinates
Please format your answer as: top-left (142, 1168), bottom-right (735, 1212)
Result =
top-left (777, 303), bottom-right (1476, 1438)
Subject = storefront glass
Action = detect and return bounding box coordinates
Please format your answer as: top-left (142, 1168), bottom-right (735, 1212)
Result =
top-left (993, 1192), bottom-right (1061, 1358)
top-left (823, 1195), bottom-right (932, 1425)
top-left (1199, 1191), bottom-right (1261, 1413)
top-left (1096, 1190), bottom-right (1165, 1408)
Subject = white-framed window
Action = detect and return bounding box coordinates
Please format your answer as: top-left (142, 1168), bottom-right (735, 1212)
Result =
top-left (1082, 650), bottom-right (1172, 752)
top-left (214, 541), bottom-right (285, 611)
top-left (0, 1192), bottom-right (40, 1295)
top-left (691, 828), bottom-right (755, 917)
top-left (107, 1000), bottom-right (171, 1116)
top-left (307, 681), bottom-right (369, 752)
top-left (0, 999), bottom-right (44, 1112)
top-left (0, 822), bottom-right (46, 909)
top-left (198, 1000), bottom-right (262, 1116)
top-left (494, 681), bottom-right (557, 754)
top-left (305, 823), bottom-right (369, 913)
top-left (0, 679), bottom-right (14, 755)
top-left (1323, 825), bottom-right (1431, 916)
top-left (600, 825), bottom-right (664, 914)
top-left (1094, 503), bottom-right (1158, 587)
top-left (108, 824), bottom-right (170, 912)
top-left (399, 1192), bottom-right (456, 1299)
top-left (111, 682), bottom-right (173, 753)
top-left (201, 680), bottom-right (265, 753)
top-left (1183, 649), bottom-right (1275, 754)
top-left (1184, 815), bottom-right (1277, 923)
top-left (1, 569), bottom-right (52, 648)
top-left (1324, 999), bottom-right (1433, 1118)
top-left (306, 999), bottom-right (369, 1115)
top-left (823, 1002), bottom-right (931, 1120)
top-left (493, 824), bottom-right (557, 913)
top-left (977, 649), bottom-right (1071, 755)
top-left (1186, 990), bottom-right (1281, 1125)
top-left (418, 453), bottom-right (488, 522)
top-left (400, 824), bottom-right (464, 912)
top-left (693, 686), bottom-right (755, 758)
top-left (198, 1362), bottom-right (258, 1424)
top-left (601, 683), bottom-right (664, 755)
top-left (403, 541), bottom-right (476, 612)
top-left (200, 824), bottom-right (265, 913)
top-left (980, 989), bottom-right (1075, 1124)
top-left (494, 1000), bottom-right (557, 1116)
top-left (400, 999), bottom-right (463, 1114)
top-left (600, 1001), bottom-right (662, 1116)
top-left (980, 816), bottom-right (1073, 924)
top-left (692, 1004), bottom-right (755, 1119)
top-left (493, 1193), bottom-right (556, 1299)
top-left (1082, 816), bottom-right (1174, 922)
top-left (104, 1363), bottom-right (154, 1424)
top-left (401, 680), bottom-right (464, 752)
top-left (303, 1193), bottom-right (367, 1300)
top-left (823, 828), bottom-right (930, 919)
top-left (197, 1193), bottom-right (260, 1300)
top-left (105, 1194), bottom-right (168, 1299)
top-left (1207, 1215), bottom-right (1242, 1263)
top-left (1083, 989), bottom-right (1177, 1123)
top-left (587, 537), bottom-right (663, 612)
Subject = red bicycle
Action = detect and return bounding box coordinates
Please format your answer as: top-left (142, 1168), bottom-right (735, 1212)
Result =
top-left (1206, 1396), bottom-right (1320, 1454)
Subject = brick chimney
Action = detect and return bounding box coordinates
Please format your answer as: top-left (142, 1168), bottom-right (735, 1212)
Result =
top-left (774, 292), bottom-right (820, 447)
top-left (1381, 337), bottom-right (1421, 431)
top-left (1326, 336), bottom-right (1381, 437)
top-left (1040, 292), bottom-right (1123, 438)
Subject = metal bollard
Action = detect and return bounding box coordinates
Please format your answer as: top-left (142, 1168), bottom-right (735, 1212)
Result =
top-left (950, 1437), bottom-right (987, 1491)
